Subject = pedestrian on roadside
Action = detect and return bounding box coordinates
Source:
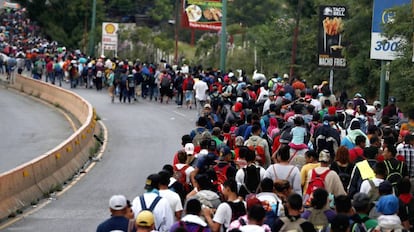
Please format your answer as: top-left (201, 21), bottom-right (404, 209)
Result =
top-left (96, 194), bottom-right (130, 232)
top-left (131, 174), bottom-right (174, 232)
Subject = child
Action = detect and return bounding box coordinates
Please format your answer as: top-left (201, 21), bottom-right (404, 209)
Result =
top-left (289, 116), bottom-right (308, 150)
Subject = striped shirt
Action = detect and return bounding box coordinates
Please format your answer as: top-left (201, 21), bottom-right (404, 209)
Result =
top-left (397, 144), bottom-right (414, 177)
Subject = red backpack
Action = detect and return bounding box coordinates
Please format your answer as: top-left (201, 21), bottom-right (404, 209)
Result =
top-left (246, 140), bottom-right (266, 167)
top-left (304, 169), bottom-right (330, 206)
top-left (173, 165), bottom-right (191, 193)
top-left (213, 164), bottom-right (230, 191)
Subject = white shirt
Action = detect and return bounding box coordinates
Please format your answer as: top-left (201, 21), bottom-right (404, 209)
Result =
top-left (213, 201), bottom-right (240, 232)
top-left (159, 189), bottom-right (183, 216)
top-left (310, 99), bottom-right (322, 112)
top-left (240, 224), bottom-right (266, 232)
top-left (131, 192), bottom-right (174, 232)
top-left (193, 80), bottom-right (209, 101)
top-left (360, 177), bottom-right (384, 195)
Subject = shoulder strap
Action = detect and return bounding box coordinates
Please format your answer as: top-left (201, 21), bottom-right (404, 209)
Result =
top-left (140, 195), bottom-right (147, 210)
top-left (273, 164), bottom-right (278, 180)
top-left (148, 196), bottom-right (162, 211)
top-left (286, 166), bottom-right (295, 179)
top-left (320, 169), bottom-right (331, 178)
top-left (288, 150), bottom-right (299, 163)
top-left (368, 179), bottom-right (375, 189)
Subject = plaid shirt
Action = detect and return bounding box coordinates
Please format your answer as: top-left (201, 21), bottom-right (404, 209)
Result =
top-left (397, 144), bottom-right (414, 177)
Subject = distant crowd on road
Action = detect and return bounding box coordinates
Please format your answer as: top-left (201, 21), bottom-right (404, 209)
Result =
top-left (96, 61), bottom-right (414, 232)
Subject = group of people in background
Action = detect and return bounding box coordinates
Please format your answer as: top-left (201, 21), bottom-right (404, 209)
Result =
top-left (97, 60), bottom-right (414, 232)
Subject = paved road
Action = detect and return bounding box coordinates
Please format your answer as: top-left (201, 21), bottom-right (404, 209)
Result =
top-left (0, 82), bottom-right (198, 231)
top-left (0, 86), bottom-right (73, 174)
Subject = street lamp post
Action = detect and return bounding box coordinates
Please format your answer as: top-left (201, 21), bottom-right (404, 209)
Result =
top-left (220, 0), bottom-right (227, 72)
top-left (88, 0), bottom-right (97, 57)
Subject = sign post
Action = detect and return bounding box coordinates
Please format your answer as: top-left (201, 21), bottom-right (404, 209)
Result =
top-left (318, 6), bottom-right (347, 93)
top-left (101, 22), bottom-right (119, 57)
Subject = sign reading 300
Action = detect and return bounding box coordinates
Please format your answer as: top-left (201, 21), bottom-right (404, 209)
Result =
top-left (370, 0), bottom-right (410, 60)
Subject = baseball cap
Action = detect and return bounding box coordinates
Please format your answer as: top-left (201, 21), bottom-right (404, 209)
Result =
top-left (318, 149), bottom-right (330, 162)
top-left (219, 145), bottom-right (232, 157)
top-left (376, 194), bottom-right (399, 215)
top-left (354, 93), bottom-right (362, 98)
top-left (109, 195), bottom-right (127, 210)
top-left (184, 143), bottom-right (194, 155)
top-left (136, 210), bottom-right (155, 227)
top-left (204, 104), bottom-right (211, 109)
top-left (144, 174), bottom-right (160, 190)
top-left (388, 96), bottom-right (396, 104)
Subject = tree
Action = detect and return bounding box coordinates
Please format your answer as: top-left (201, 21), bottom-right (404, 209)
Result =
top-left (382, 4), bottom-right (414, 112)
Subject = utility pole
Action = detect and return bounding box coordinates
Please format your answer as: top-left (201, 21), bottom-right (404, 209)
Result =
top-left (88, 0), bottom-right (97, 57)
top-left (220, 0), bottom-right (227, 72)
top-left (174, 0), bottom-right (179, 65)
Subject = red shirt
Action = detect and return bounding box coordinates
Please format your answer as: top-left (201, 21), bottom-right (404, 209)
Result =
top-left (349, 147), bottom-right (364, 163)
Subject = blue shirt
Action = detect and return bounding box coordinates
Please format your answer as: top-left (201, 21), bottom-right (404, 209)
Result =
top-left (96, 215), bottom-right (129, 232)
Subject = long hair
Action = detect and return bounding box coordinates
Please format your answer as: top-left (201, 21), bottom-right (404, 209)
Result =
top-left (335, 146), bottom-right (350, 164)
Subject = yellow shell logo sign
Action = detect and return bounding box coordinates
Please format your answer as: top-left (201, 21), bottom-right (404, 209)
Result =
top-left (105, 24), bottom-right (116, 34)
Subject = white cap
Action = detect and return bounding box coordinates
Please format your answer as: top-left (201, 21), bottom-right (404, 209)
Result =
top-left (228, 72), bottom-right (234, 78)
top-left (109, 195), bottom-right (127, 210)
top-left (184, 143), bottom-right (194, 155)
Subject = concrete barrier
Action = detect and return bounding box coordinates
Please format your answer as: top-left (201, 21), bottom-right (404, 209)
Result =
top-left (0, 74), bottom-right (98, 219)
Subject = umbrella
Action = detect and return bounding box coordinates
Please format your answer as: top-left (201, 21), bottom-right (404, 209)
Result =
top-left (78, 57), bottom-right (87, 64)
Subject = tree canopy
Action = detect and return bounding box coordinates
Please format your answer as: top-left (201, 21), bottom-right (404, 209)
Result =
top-left (15, 0), bottom-right (414, 109)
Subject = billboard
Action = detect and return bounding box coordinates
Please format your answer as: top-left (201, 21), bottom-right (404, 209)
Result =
top-left (182, 0), bottom-right (222, 31)
top-left (370, 0), bottom-right (411, 60)
top-left (318, 6), bottom-right (347, 68)
top-left (102, 22), bottom-right (118, 51)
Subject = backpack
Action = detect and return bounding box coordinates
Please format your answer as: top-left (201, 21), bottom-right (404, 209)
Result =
top-left (315, 133), bottom-right (338, 159)
top-left (192, 128), bottom-right (205, 147)
top-left (128, 75), bottom-right (135, 87)
top-left (177, 221), bottom-right (207, 232)
top-left (384, 160), bottom-right (403, 194)
top-left (350, 216), bottom-right (370, 232)
top-left (246, 139), bottom-right (267, 167)
top-left (186, 78), bottom-right (194, 90)
top-left (403, 197), bottom-right (414, 226)
top-left (139, 195), bottom-right (161, 214)
top-left (307, 208), bottom-right (330, 231)
top-left (226, 201), bottom-right (246, 222)
top-left (367, 179), bottom-right (380, 203)
top-left (161, 74), bottom-right (171, 88)
top-left (358, 117), bottom-right (368, 134)
top-left (120, 74), bottom-right (128, 86)
top-left (238, 165), bottom-right (261, 197)
top-left (53, 63), bottom-right (62, 73)
top-left (139, 195), bottom-right (163, 230)
top-left (173, 165), bottom-right (191, 193)
top-left (304, 169), bottom-right (330, 206)
top-left (336, 165), bottom-right (352, 191)
top-left (279, 217), bottom-right (306, 232)
top-left (230, 84), bottom-right (238, 101)
top-left (213, 164), bottom-right (230, 188)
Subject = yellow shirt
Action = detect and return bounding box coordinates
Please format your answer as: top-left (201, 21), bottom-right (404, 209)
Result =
top-left (301, 163), bottom-right (321, 194)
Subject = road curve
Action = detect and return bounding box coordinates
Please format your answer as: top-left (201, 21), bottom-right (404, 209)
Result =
top-left (0, 84), bottom-right (198, 231)
top-left (0, 87), bottom-right (73, 174)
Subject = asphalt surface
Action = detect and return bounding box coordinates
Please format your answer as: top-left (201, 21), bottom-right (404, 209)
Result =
top-left (0, 85), bottom-right (73, 174)
top-left (0, 81), bottom-right (198, 231)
